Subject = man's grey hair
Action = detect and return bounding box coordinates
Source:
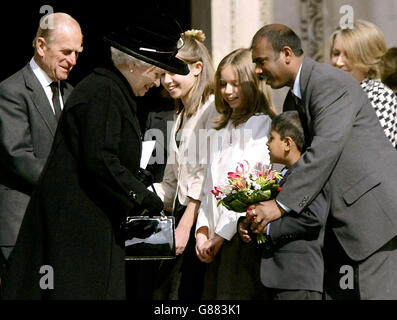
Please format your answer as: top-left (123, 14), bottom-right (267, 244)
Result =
top-left (32, 12), bottom-right (80, 49)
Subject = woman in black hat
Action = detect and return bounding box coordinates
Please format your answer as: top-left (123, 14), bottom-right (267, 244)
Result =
top-left (1, 13), bottom-right (188, 300)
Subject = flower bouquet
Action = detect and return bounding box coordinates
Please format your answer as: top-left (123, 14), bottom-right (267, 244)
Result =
top-left (211, 161), bottom-right (282, 244)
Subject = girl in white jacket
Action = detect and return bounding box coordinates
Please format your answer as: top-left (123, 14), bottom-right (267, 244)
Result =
top-left (153, 30), bottom-right (218, 300)
top-left (195, 48), bottom-right (276, 299)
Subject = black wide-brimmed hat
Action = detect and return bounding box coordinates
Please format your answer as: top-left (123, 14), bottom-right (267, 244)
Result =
top-left (104, 12), bottom-right (189, 75)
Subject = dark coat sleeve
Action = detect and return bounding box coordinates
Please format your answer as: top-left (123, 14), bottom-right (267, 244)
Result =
top-left (269, 186), bottom-right (329, 249)
top-left (61, 79), bottom-right (161, 216)
top-left (235, 181), bottom-right (329, 250)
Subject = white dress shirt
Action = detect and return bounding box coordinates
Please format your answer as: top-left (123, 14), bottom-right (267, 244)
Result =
top-left (292, 63), bottom-right (303, 99)
top-left (29, 58), bottom-right (64, 115)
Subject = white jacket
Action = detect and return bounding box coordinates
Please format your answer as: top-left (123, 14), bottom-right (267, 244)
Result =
top-left (154, 95), bottom-right (217, 207)
top-left (196, 114), bottom-right (272, 240)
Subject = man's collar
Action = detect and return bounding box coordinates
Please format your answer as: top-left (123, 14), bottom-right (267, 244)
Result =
top-left (292, 63), bottom-right (303, 99)
top-left (29, 57), bottom-right (53, 88)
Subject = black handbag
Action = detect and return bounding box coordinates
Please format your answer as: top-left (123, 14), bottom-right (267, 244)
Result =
top-left (124, 211), bottom-right (176, 260)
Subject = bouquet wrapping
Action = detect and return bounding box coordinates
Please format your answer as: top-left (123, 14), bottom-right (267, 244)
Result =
top-left (211, 161), bottom-right (282, 243)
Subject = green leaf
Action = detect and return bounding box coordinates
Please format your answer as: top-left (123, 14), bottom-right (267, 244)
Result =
top-left (217, 183), bottom-right (281, 213)
top-left (260, 181), bottom-right (276, 190)
top-left (225, 199), bottom-right (248, 212)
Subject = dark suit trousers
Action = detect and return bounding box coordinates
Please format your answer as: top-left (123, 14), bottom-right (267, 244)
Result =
top-left (324, 228), bottom-right (397, 300)
top-left (269, 288), bottom-right (323, 300)
top-left (323, 227), bottom-right (360, 300)
top-left (0, 250), bottom-right (7, 295)
top-left (358, 236), bottom-right (397, 300)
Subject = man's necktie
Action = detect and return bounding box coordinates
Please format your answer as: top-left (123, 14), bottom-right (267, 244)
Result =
top-left (50, 82), bottom-right (62, 121)
top-left (292, 93), bottom-right (304, 114)
top-left (291, 92), bottom-right (311, 151)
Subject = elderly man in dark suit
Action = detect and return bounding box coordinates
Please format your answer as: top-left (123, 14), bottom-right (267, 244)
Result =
top-left (0, 13), bottom-right (83, 266)
top-left (245, 24), bottom-right (397, 299)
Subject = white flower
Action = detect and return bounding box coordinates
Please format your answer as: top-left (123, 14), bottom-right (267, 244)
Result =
top-left (252, 182), bottom-right (261, 190)
top-left (219, 184), bottom-right (233, 195)
top-left (183, 29), bottom-right (206, 42)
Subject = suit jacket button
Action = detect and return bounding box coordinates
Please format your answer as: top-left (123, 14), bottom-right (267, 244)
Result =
top-left (129, 191), bottom-right (137, 200)
top-left (299, 203), bottom-right (303, 207)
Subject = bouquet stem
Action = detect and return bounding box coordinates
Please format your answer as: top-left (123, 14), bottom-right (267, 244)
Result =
top-left (257, 233), bottom-right (268, 244)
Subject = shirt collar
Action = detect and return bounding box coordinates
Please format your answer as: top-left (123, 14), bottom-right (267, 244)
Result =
top-left (292, 63), bottom-right (303, 99)
top-left (29, 57), bottom-right (54, 88)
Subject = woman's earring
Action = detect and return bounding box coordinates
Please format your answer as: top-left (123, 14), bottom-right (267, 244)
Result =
top-left (129, 69), bottom-right (134, 73)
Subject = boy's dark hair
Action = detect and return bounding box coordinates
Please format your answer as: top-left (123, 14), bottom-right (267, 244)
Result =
top-left (251, 24), bottom-right (304, 57)
top-left (271, 111), bottom-right (305, 153)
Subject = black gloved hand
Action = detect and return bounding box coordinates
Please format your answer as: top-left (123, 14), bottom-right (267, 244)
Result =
top-left (136, 168), bottom-right (155, 187)
top-left (141, 190), bottom-right (164, 215)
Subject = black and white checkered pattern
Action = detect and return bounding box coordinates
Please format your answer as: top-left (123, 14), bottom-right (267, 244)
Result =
top-left (361, 78), bottom-right (397, 148)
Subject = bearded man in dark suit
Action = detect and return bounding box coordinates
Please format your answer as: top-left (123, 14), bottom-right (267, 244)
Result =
top-left (246, 24), bottom-right (397, 300)
top-left (0, 13), bottom-right (83, 267)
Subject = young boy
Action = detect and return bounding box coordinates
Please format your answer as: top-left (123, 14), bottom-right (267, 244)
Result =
top-left (238, 111), bottom-right (329, 300)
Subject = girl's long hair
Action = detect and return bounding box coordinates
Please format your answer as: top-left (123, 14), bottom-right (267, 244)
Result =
top-left (213, 48), bottom-right (276, 130)
top-left (174, 32), bottom-right (215, 117)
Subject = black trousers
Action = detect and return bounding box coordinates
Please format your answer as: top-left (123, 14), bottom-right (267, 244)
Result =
top-left (323, 226), bottom-right (360, 300)
top-left (269, 288), bottom-right (323, 300)
top-left (125, 259), bottom-right (161, 300)
top-left (0, 250), bottom-right (8, 299)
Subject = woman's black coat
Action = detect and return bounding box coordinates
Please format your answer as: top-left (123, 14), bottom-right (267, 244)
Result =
top-left (2, 67), bottom-right (160, 299)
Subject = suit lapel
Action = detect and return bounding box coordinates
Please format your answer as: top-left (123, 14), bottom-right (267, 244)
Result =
top-left (172, 111), bottom-right (184, 157)
top-left (299, 58), bottom-right (314, 128)
top-left (22, 64), bottom-right (57, 136)
top-left (279, 162), bottom-right (299, 186)
top-left (283, 90), bottom-right (296, 111)
top-left (282, 58), bottom-right (315, 148)
top-left (117, 86), bottom-right (142, 141)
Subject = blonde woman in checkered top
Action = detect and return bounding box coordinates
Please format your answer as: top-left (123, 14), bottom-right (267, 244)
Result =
top-left (330, 19), bottom-right (397, 148)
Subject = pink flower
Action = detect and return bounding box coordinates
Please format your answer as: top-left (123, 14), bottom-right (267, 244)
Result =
top-left (228, 172), bottom-right (241, 179)
top-left (235, 160), bottom-right (250, 175)
top-left (211, 186), bottom-right (224, 200)
top-left (210, 160), bottom-right (282, 244)
top-left (236, 181), bottom-right (246, 189)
